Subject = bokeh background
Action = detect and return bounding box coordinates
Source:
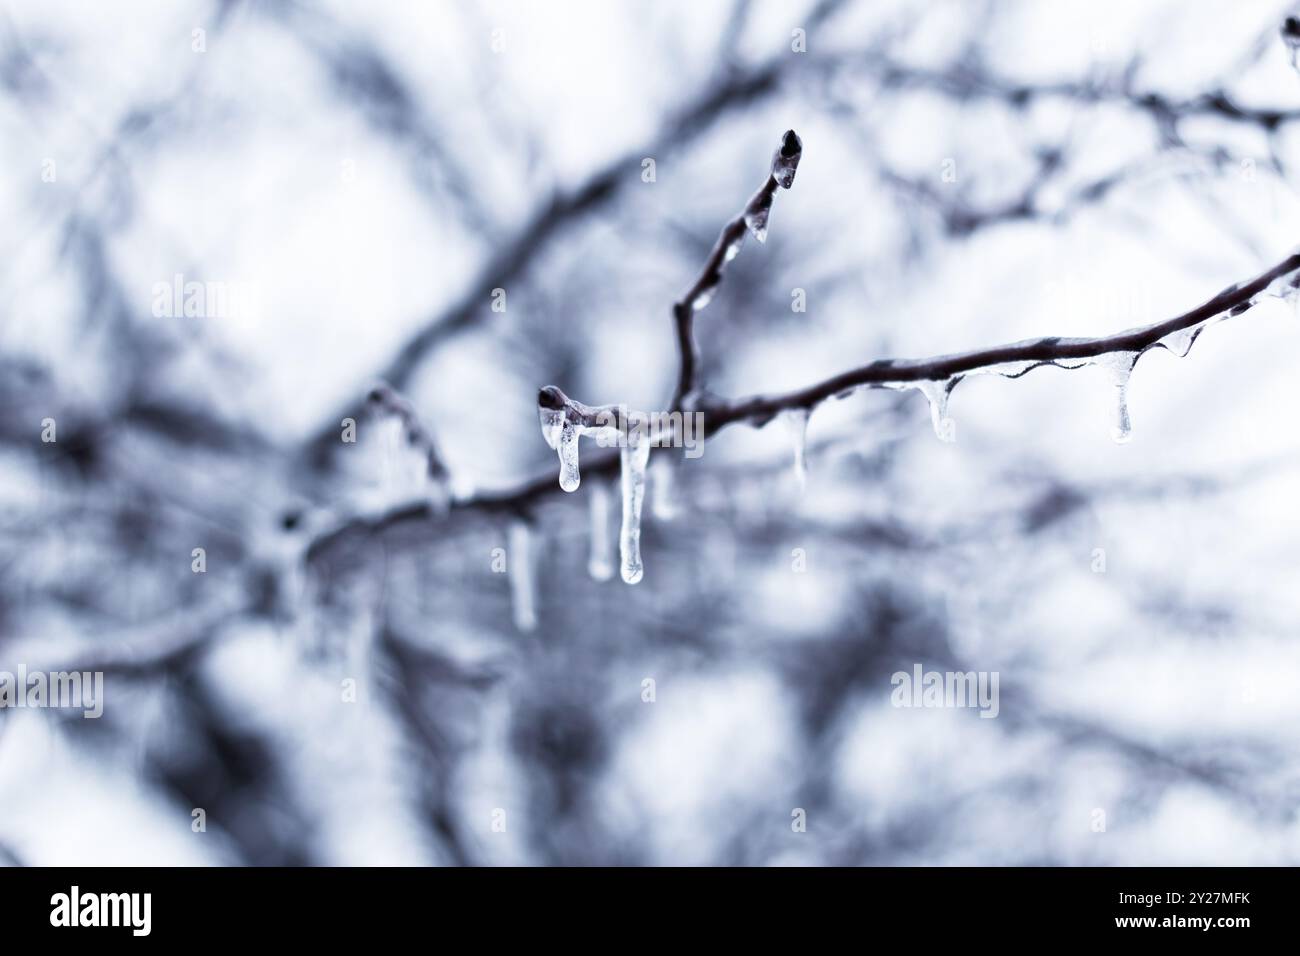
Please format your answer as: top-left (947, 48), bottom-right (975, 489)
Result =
top-left (3, 0), bottom-right (1300, 865)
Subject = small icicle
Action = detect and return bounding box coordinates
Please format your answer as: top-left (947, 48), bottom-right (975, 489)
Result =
top-left (619, 434), bottom-right (652, 584)
top-left (557, 420), bottom-right (581, 492)
top-left (650, 456), bottom-right (678, 521)
top-left (778, 407), bottom-right (810, 491)
top-left (1093, 352), bottom-right (1138, 444)
top-left (587, 480), bottom-right (613, 581)
top-left (507, 521), bottom-right (537, 632)
top-left (1158, 323), bottom-right (1203, 359)
top-left (914, 379), bottom-right (957, 443)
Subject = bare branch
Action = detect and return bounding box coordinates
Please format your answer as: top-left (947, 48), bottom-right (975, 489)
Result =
top-left (308, 245), bottom-right (1300, 568)
top-left (672, 129), bottom-right (802, 407)
top-left (298, 2), bottom-right (850, 471)
top-left (367, 382), bottom-right (450, 485)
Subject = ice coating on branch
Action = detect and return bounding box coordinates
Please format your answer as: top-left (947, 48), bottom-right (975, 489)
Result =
top-left (508, 521), bottom-right (537, 632)
top-left (619, 435), bottom-right (652, 584)
top-left (913, 379), bottom-right (957, 442)
top-left (743, 130), bottom-right (802, 241)
top-left (778, 407), bottom-right (811, 491)
top-left (694, 277), bottom-right (719, 310)
top-left (587, 480), bottom-right (613, 581)
top-left (973, 360), bottom-right (1039, 379)
top-left (539, 405), bottom-right (563, 450)
top-left (1092, 352), bottom-right (1138, 444)
top-left (650, 456), bottom-right (678, 520)
top-left (743, 192), bottom-right (772, 243)
top-left (723, 236), bottom-right (744, 262)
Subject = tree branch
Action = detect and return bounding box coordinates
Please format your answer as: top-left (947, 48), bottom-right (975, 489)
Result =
top-left (672, 129), bottom-right (802, 407)
top-left (710, 252), bottom-right (1300, 428)
top-left (308, 244), bottom-right (1300, 570)
top-left (299, 0), bottom-right (850, 472)
top-left (367, 382), bottom-right (450, 485)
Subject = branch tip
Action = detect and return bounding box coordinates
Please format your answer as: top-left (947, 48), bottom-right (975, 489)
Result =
top-left (538, 385), bottom-right (567, 410)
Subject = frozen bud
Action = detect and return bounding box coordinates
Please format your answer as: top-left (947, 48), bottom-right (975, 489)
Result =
top-left (771, 130), bottom-right (802, 189)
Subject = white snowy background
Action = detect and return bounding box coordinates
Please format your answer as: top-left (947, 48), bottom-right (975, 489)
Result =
top-left (1, 0), bottom-right (1300, 865)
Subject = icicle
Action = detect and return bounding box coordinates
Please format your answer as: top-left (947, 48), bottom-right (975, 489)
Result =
top-left (619, 434), bottom-right (652, 584)
top-left (1093, 352), bottom-right (1138, 444)
top-left (914, 379), bottom-right (957, 442)
top-left (587, 480), bottom-right (613, 581)
top-left (539, 403), bottom-right (582, 492)
top-left (507, 521), bottom-right (537, 632)
top-left (778, 407), bottom-right (810, 491)
top-left (650, 456), bottom-right (678, 520)
top-left (557, 420), bottom-right (581, 492)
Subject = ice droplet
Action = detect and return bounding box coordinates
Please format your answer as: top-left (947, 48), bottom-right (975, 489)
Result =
top-left (557, 420), bottom-right (581, 492)
top-left (723, 236), bottom-right (744, 261)
top-left (778, 407), bottom-right (810, 491)
top-left (1158, 323), bottom-right (1204, 359)
top-left (619, 435), bottom-right (652, 584)
top-left (587, 480), bottom-right (613, 581)
top-left (650, 456), bottom-right (678, 520)
top-left (914, 379), bottom-right (957, 442)
top-left (1093, 352), bottom-right (1137, 444)
top-left (508, 521), bottom-right (537, 631)
top-left (974, 360), bottom-right (1038, 379)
